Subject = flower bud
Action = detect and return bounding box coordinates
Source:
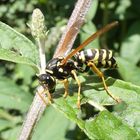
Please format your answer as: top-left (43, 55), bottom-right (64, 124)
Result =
top-left (31, 8), bottom-right (46, 39)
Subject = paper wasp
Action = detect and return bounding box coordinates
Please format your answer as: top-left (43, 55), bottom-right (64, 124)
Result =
top-left (38, 21), bottom-right (121, 109)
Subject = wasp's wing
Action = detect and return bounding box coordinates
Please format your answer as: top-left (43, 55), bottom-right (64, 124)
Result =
top-left (53, 0), bottom-right (92, 58)
top-left (53, 20), bottom-right (83, 58)
top-left (61, 21), bottom-right (119, 64)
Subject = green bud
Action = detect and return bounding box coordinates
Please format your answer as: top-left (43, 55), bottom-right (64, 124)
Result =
top-left (31, 8), bottom-right (47, 39)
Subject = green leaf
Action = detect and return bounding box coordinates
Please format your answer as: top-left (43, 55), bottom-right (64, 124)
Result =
top-left (0, 77), bottom-right (33, 112)
top-left (14, 64), bottom-right (36, 85)
top-left (32, 106), bottom-right (71, 140)
top-left (84, 111), bottom-right (139, 140)
top-left (1, 125), bottom-right (21, 140)
top-left (50, 75), bottom-right (140, 139)
top-left (117, 57), bottom-right (140, 85)
top-left (120, 20), bottom-right (140, 65)
top-left (0, 21), bottom-right (39, 72)
top-left (0, 48), bottom-right (39, 72)
top-left (0, 120), bottom-right (15, 131)
top-left (86, 0), bottom-right (98, 21)
top-left (115, 0), bottom-right (131, 20)
top-left (0, 109), bottom-right (22, 123)
top-left (118, 21), bottom-right (140, 85)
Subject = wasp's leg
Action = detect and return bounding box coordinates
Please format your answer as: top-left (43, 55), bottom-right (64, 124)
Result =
top-left (87, 62), bottom-right (121, 103)
top-left (37, 88), bottom-right (48, 105)
top-left (37, 87), bottom-right (52, 105)
top-left (45, 90), bottom-right (53, 103)
top-left (62, 79), bottom-right (69, 98)
top-left (71, 70), bottom-right (81, 109)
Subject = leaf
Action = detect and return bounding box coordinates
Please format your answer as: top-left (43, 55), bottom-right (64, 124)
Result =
top-left (0, 21), bottom-right (39, 72)
top-left (49, 75), bottom-right (140, 139)
top-left (0, 109), bottom-right (22, 124)
top-left (14, 64), bottom-right (36, 85)
top-left (84, 111), bottom-right (139, 140)
top-left (117, 57), bottom-right (140, 85)
top-left (0, 48), bottom-right (39, 72)
top-left (120, 20), bottom-right (140, 65)
top-left (86, 0), bottom-right (98, 21)
top-left (118, 21), bottom-right (140, 85)
top-left (0, 120), bottom-right (15, 131)
top-left (115, 0), bottom-right (131, 20)
top-left (0, 76), bottom-right (33, 113)
top-left (32, 106), bottom-right (71, 140)
top-left (1, 125), bottom-right (21, 140)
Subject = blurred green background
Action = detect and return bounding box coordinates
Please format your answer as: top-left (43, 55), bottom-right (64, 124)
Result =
top-left (0, 0), bottom-right (140, 139)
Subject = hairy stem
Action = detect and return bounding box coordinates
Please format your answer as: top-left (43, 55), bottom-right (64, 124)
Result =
top-left (37, 38), bottom-right (46, 74)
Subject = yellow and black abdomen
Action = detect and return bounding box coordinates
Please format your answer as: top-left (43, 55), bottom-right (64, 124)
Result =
top-left (75, 49), bottom-right (117, 69)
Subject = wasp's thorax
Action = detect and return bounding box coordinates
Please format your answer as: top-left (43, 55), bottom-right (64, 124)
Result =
top-left (45, 57), bottom-right (79, 80)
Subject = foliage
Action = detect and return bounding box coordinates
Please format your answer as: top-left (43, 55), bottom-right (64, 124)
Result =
top-left (0, 0), bottom-right (140, 139)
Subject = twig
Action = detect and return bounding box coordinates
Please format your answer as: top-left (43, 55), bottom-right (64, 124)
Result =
top-left (19, 87), bottom-right (47, 140)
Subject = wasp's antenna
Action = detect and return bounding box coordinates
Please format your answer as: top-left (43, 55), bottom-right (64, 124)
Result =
top-left (61, 21), bottom-right (119, 65)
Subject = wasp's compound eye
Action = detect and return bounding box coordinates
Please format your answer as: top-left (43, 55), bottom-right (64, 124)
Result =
top-left (38, 74), bottom-right (56, 93)
top-left (38, 74), bottom-right (49, 84)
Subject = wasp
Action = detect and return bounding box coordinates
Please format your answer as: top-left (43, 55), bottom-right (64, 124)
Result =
top-left (38, 21), bottom-right (121, 109)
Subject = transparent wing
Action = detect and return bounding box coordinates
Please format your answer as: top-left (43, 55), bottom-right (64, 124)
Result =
top-left (53, 20), bottom-right (83, 58)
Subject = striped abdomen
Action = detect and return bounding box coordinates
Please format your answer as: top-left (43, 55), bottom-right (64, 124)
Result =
top-left (75, 49), bottom-right (117, 68)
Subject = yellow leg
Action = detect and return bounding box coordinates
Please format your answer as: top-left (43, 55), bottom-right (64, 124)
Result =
top-left (71, 70), bottom-right (81, 109)
top-left (62, 79), bottom-right (69, 98)
top-left (87, 62), bottom-right (121, 103)
top-left (37, 86), bottom-right (52, 105)
top-left (46, 89), bottom-right (52, 103)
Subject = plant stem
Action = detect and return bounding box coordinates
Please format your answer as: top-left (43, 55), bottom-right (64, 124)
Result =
top-left (37, 38), bottom-right (46, 74)
top-left (19, 87), bottom-right (47, 140)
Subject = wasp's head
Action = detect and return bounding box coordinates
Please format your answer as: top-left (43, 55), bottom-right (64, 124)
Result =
top-left (38, 73), bottom-right (56, 93)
